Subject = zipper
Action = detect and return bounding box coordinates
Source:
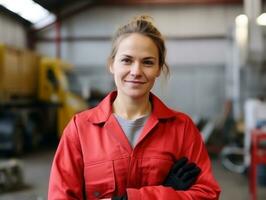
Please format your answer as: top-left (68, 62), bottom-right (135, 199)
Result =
top-left (126, 152), bottom-right (133, 187)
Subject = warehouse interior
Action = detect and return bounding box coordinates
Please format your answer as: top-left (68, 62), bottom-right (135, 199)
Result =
top-left (1, 0), bottom-right (266, 199)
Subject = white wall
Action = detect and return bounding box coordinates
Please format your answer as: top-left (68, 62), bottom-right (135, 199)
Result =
top-left (36, 5), bottom-right (243, 65)
top-left (36, 4), bottom-right (243, 118)
top-left (153, 64), bottom-right (226, 118)
top-left (0, 12), bottom-right (27, 48)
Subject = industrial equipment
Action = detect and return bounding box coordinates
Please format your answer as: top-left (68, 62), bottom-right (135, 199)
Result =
top-left (0, 159), bottom-right (24, 192)
top-left (0, 44), bottom-right (88, 155)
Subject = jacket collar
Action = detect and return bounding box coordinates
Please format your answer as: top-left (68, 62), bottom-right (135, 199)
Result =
top-left (87, 91), bottom-right (176, 124)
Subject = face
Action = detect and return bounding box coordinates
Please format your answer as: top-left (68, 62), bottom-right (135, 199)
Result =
top-left (109, 33), bottom-right (161, 100)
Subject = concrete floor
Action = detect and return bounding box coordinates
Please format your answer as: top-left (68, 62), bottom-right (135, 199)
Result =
top-left (0, 148), bottom-right (54, 200)
top-left (212, 159), bottom-right (266, 200)
top-left (0, 148), bottom-right (266, 200)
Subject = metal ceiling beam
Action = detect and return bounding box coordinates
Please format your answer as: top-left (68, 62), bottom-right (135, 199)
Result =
top-left (36, 34), bottom-right (226, 42)
top-left (98, 0), bottom-right (242, 5)
top-left (33, 0), bottom-right (77, 12)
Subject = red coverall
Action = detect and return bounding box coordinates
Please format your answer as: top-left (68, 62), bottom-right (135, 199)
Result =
top-left (48, 91), bottom-right (221, 200)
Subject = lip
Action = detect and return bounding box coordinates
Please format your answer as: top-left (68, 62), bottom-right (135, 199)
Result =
top-left (125, 80), bottom-right (146, 84)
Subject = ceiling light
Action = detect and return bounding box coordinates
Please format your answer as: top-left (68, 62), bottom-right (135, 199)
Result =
top-left (257, 13), bottom-right (266, 26)
top-left (235, 14), bottom-right (248, 27)
top-left (0, 0), bottom-right (55, 26)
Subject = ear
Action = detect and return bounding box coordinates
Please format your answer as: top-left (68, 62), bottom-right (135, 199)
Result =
top-left (109, 63), bottom-right (114, 74)
top-left (156, 67), bottom-right (161, 77)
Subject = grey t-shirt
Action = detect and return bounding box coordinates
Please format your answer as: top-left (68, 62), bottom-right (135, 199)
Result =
top-left (114, 114), bottom-right (149, 147)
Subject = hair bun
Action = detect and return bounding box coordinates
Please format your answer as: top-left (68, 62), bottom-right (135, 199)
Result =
top-left (133, 15), bottom-right (154, 23)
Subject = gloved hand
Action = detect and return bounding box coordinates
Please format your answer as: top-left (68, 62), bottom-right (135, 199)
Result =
top-left (112, 194), bottom-right (127, 200)
top-left (163, 157), bottom-right (201, 190)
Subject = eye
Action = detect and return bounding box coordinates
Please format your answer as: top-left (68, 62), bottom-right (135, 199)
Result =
top-left (143, 60), bottom-right (155, 66)
top-left (121, 58), bottom-right (132, 65)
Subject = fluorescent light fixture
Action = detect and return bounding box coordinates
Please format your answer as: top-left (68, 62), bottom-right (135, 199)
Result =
top-left (235, 14), bottom-right (248, 47)
top-left (33, 14), bottom-right (56, 29)
top-left (257, 13), bottom-right (266, 26)
top-left (235, 14), bottom-right (248, 27)
top-left (0, 0), bottom-right (55, 27)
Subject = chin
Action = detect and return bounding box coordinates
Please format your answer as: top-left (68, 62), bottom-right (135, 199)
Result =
top-left (123, 89), bottom-right (149, 99)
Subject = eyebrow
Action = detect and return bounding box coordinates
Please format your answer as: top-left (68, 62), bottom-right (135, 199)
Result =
top-left (121, 54), bottom-right (156, 60)
top-left (121, 54), bottom-right (133, 58)
top-left (143, 57), bottom-right (156, 60)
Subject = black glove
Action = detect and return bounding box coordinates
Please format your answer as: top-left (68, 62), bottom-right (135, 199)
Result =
top-left (112, 194), bottom-right (128, 200)
top-left (163, 157), bottom-right (201, 190)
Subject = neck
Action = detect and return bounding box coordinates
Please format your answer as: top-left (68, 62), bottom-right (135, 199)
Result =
top-left (113, 93), bottom-right (151, 120)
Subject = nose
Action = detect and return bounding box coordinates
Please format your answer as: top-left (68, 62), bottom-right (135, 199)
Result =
top-left (130, 62), bottom-right (142, 77)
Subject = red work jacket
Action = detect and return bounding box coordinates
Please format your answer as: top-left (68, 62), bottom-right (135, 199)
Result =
top-left (48, 91), bottom-right (221, 200)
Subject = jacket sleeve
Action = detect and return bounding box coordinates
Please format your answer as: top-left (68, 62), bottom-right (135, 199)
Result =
top-left (126, 117), bottom-right (221, 200)
top-left (48, 116), bottom-right (84, 200)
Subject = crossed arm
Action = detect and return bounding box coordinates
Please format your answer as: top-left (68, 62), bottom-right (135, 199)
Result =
top-left (110, 157), bottom-right (201, 200)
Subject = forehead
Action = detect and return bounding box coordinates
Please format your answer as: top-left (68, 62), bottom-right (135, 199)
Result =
top-left (116, 33), bottom-right (158, 58)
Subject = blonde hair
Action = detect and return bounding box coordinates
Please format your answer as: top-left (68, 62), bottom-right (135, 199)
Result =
top-left (108, 15), bottom-right (170, 77)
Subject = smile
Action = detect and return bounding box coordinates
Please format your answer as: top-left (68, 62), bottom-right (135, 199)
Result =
top-left (124, 80), bottom-right (146, 84)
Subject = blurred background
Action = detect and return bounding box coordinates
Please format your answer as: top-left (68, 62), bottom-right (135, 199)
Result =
top-left (0, 0), bottom-right (266, 199)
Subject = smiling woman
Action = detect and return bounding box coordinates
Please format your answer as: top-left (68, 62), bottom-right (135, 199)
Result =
top-left (48, 15), bottom-right (221, 200)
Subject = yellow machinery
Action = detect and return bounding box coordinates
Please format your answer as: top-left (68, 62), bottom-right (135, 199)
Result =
top-left (0, 44), bottom-right (87, 154)
top-left (38, 58), bottom-right (87, 136)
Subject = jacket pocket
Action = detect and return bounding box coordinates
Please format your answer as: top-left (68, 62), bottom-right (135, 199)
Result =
top-left (140, 158), bottom-right (174, 186)
top-left (84, 161), bottom-right (115, 199)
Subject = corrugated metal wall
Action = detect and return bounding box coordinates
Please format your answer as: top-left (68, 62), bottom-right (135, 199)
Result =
top-left (0, 12), bottom-right (27, 48)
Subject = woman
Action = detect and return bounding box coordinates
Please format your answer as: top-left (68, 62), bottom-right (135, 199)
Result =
top-left (48, 16), bottom-right (220, 200)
